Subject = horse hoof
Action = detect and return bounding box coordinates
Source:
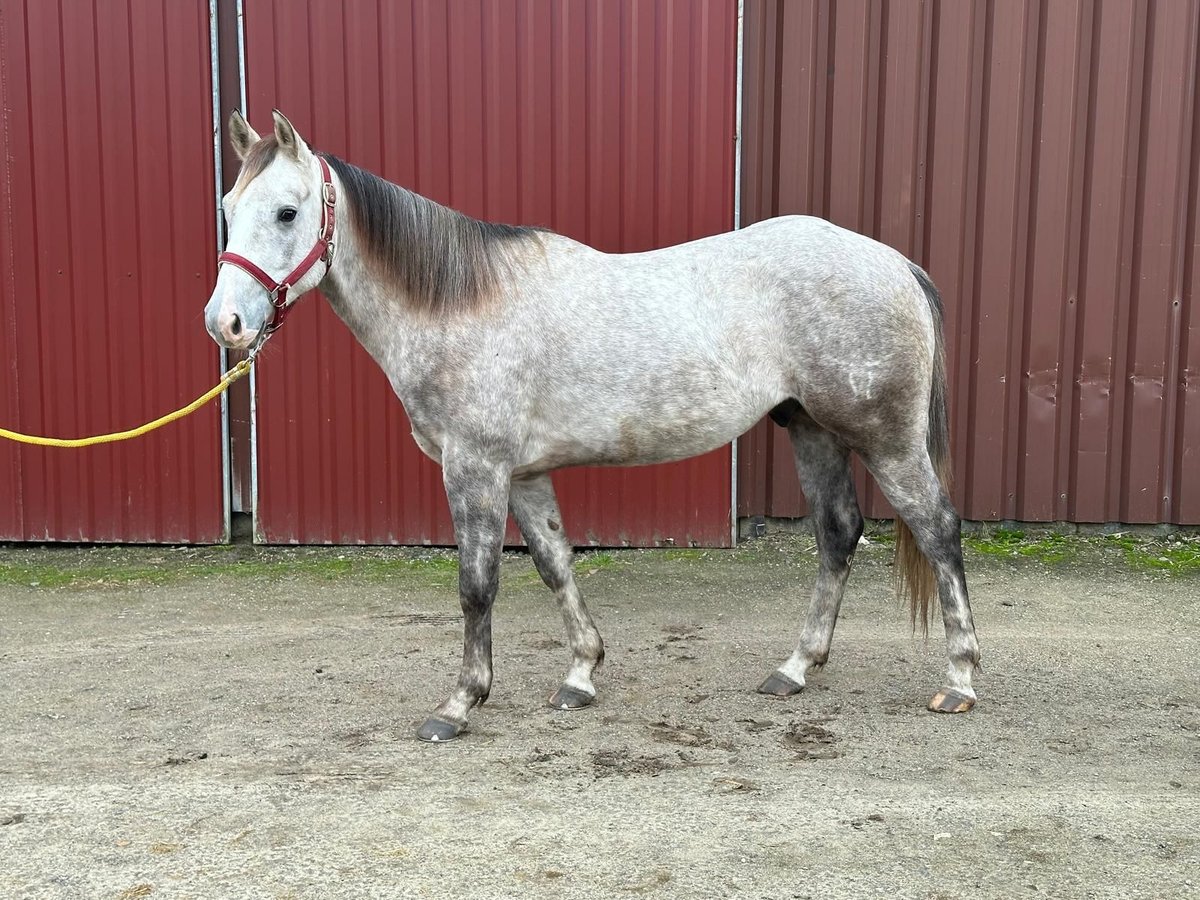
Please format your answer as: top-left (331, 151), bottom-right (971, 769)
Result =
top-left (757, 671), bottom-right (804, 697)
top-left (416, 716), bottom-right (465, 742)
top-left (548, 684), bottom-right (595, 711)
top-left (928, 689), bottom-right (975, 714)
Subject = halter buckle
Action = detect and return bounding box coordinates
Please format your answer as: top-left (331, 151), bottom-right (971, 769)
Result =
top-left (322, 182), bottom-right (336, 206)
top-left (270, 283), bottom-right (290, 308)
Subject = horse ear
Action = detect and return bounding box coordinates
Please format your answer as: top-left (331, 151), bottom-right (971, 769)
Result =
top-left (228, 109), bottom-right (260, 161)
top-left (271, 109), bottom-right (311, 162)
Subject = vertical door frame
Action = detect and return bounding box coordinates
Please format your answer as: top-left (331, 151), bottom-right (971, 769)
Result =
top-left (208, 0), bottom-right (232, 541)
top-left (730, 0), bottom-right (746, 545)
top-left (211, 0), bottom-right (253, 541)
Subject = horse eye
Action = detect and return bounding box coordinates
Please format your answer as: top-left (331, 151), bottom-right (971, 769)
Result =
top-left (277, 207), bottom-right (297, 223)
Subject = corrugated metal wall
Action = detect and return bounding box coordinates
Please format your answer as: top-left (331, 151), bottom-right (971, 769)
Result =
top-left (242, 0), bottom-right (738, 546)
top-left (0, 0), bottom-right (226, 542)
top-left (739, 0), bottom-right (1200, 525)
top-left (5, 0), bottom-right (1195, 545)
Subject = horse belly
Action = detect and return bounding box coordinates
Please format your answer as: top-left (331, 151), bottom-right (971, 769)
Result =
top-left (521, 380), bottom-right (772, 473)
top-left (620, 396), bottom-right (764, 464)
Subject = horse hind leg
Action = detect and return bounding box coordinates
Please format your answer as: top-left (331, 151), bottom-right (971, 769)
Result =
top-left (509, 473), bottom-right (605, 709)
top-left (758, 410), bottom-right (863, 696)
top-left (865, 447), bottom-right (981, 711)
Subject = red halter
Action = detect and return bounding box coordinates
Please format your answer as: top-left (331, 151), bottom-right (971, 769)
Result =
top-left (217, 156), bottom-right (337, 334)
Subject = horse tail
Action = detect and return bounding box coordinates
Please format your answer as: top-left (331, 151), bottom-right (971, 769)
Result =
top-left (895, 262), bottom-right (952, 634)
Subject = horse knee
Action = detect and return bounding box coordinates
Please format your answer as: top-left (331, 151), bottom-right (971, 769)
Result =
top-left (530, 542), bottom-right (571, 594)
top-left (458, 544), bottom-right (499, 600)
top-left (541, 568), bottom-right (570, 595)
top-left (817, 504), bottom-right (863, 570)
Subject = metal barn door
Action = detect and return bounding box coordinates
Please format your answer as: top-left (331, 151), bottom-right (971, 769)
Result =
top-left (242, 1), bottom-right (739, 546)
top-left (0, 0), bottom-right (227, 542)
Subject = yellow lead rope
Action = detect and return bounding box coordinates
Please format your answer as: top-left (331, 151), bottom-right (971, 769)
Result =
top-left (0, 357), bottom-right (254, 448)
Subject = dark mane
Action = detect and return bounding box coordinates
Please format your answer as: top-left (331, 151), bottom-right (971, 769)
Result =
top-left (321, 153), bottom-right (541, 316)
top-left (232, 137), bottom-right (540, 315)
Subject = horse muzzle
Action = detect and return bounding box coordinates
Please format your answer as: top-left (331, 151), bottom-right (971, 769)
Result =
top-left (205, 293), bottom-right (264, 351)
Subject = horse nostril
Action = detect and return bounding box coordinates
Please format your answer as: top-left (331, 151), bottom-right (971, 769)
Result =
top-left (230, 314), bottom-right (242, 336)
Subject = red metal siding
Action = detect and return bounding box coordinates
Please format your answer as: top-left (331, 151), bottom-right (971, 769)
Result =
top-left (243, 0), bottom-right (738, 546)
top-left (739, 0), bottom-right (1200, 525)
top-left (0, 0), bottom-right (225, 542)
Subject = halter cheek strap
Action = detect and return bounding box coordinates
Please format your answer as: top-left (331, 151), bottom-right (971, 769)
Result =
top-left (217, 156), bottom-right (337, 334)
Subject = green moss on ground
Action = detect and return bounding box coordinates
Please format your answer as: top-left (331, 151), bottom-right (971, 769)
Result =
top-left (2, 527), bottom-right (1197, 592)
top-left (1103, 535), bottom-right (1200, 573)
top-left (965, 529), bottom-right (1074, 564)
top-left (0, 551), bottom-right (459, 589)
top-left (659, 548), bottom-right (709, 561)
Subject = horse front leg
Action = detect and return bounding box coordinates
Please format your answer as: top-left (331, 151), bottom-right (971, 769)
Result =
top-left (416, 452), bottom-right (511, 743)
top-left (509, 473), bottom-right (604, 709)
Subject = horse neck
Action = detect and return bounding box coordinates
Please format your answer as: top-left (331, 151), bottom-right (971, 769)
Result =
top-left (314, 160), bottom-right (535, 383)
top-left (317, 172), bottom-right (425, 369)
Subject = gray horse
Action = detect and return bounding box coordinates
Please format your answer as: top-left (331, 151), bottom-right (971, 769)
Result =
top-left (205, 111), bottom-right (981, 742)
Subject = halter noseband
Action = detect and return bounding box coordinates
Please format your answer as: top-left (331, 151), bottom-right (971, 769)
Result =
top-left (217, 156), bottom-right (337, 334)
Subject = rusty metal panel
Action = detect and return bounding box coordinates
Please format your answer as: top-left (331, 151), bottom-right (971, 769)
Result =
top-left (0, 0), bottom-right (226, 542)
top-left (243, 0), bottom-right (737, 545)
top-left (739, 0), bottom-right (1200, 524)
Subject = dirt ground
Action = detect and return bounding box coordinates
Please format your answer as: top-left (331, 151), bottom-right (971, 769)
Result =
top-left (0, 533), bottom-right (1197, 899)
